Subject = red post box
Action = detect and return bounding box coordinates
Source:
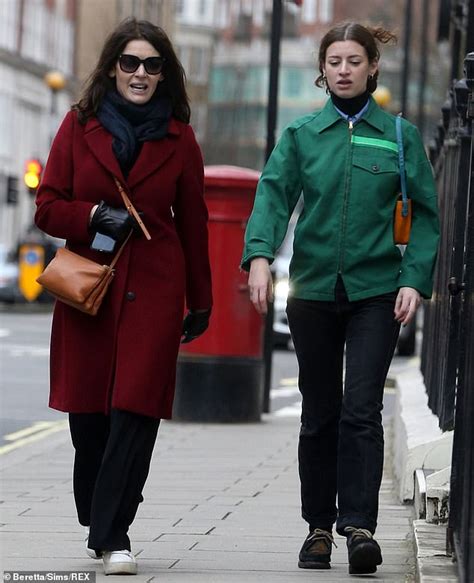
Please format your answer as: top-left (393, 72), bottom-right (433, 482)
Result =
top-left (173, 165), bottom-right (265, 422)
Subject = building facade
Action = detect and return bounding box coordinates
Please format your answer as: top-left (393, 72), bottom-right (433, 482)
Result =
top-left (75, 0), bottom-right (174, 83)
top-left (0, 0), bottom-right (174, 251)
top-left (0, 0), bottom-right (77, 250)
top-left (0, 0), bottom-right (449, 249)
top-left (203, 0), bottom-right (335, 168)
top-left (173, 0), bottom-right (217, 144)
top-left (202, 0), bottom-right (449, 169)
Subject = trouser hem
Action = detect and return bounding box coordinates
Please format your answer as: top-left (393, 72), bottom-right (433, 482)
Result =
top-left (336, 514), bottom-right (376, 536)
top-left (302, 511), bottom-right (337, 529)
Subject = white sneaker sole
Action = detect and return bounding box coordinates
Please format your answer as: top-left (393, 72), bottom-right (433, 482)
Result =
top-left (104, 563), bottom-right (138, 575)
top-left (104, 561), bottom-right (137, 576)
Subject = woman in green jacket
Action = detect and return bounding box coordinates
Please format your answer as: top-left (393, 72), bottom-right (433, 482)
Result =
top-left (241, 22), bottom-right (439, 576)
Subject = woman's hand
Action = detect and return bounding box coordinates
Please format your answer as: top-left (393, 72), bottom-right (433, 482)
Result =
top-left (394, 287), bottom-right (421, 326)
top-left (248, 258), bottom-right (273, 315)
top-left (181, 309), bottom-right (211, 343)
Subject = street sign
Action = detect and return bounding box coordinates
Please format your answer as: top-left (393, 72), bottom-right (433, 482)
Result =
top-left (18, 244), bottom-right (44, 302)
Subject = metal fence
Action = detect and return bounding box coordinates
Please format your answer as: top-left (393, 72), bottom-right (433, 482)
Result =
top-left (420, 52), bottom-right (474, 583)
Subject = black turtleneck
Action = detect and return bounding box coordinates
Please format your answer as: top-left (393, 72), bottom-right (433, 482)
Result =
top-left (330, 90), bottom-right (370, 118)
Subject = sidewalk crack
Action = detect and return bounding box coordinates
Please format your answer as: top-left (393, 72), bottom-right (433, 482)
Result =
top-left (169, 559), bottom-right (180, 569)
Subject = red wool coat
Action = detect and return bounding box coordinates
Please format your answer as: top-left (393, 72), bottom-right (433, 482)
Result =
top-left (35, 111), bottom-right (212, 419)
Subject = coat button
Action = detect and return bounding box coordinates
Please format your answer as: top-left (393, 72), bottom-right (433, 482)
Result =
top-left (126, 291), bottom-right (136, 301)
top-left (372, 164), bottom-right (380, 172)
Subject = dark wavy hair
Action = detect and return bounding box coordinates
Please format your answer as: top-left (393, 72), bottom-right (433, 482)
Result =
top-left (315, 22), bottom-right (397, 93)
top-left (73, 18), bottom-right (190, 124)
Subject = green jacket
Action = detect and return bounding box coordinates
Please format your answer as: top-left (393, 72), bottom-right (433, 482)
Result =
top-left (241, 97), bottom-right (439, 300)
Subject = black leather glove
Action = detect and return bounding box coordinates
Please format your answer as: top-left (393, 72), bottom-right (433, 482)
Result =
top-left (90, 200), bottom-right (141, 243)
top-left (181, 309), bottom-right (211, 344)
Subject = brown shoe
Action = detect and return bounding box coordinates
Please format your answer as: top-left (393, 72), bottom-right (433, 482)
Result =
top-left (298, 528), bottom-right (336, 569)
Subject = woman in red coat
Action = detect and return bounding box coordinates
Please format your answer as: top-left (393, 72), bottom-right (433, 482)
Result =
top-left (35, 18), bottom-right (212, 575)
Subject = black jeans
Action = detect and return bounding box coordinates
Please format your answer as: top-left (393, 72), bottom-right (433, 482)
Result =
top-left (286, 278), bottom-right (400, 536)
top-left (69, 409), bottom-right (160, 551)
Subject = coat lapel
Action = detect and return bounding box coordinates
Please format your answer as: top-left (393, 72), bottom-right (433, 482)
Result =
top-left (84, 117), bottom-right (182, 189)
top-left (127, 118), bottom-right (181, 189)
top-left (84, 118), bottom-right (125, 182)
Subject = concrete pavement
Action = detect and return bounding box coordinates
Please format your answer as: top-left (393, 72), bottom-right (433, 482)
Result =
top-left (1, 410), bottom-right (416, 582)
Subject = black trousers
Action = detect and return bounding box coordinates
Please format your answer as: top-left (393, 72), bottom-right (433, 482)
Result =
top-left (69, 409), bottom-right (160, 551)
top-left (286, 277), bottom-right (400, 536)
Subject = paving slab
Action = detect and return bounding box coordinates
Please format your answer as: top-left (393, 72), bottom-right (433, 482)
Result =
top-left (413, 520), bottom-right (458, 583)
top-left (1, 415), bottom-right (418, 581)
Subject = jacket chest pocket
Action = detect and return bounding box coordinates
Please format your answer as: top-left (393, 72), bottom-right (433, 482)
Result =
top-left (352, 151), bottom-right (399, 175)
top-left (351, 151), bottom-right (400, 209)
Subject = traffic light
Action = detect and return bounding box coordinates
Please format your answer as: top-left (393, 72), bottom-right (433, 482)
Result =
top-left (7, 175), bottom-right (19, 204)
top-left (24, 159), bottom-right (43, 194)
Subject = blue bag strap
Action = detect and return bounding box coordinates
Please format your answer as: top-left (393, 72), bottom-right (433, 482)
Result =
top-left (396, 114), bottom-right (409, 217)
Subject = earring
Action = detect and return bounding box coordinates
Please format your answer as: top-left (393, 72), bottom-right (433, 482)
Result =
top-left (368, 74), bottom-right (374, 80)
top-left (322, 75), bottom-right (327, 82)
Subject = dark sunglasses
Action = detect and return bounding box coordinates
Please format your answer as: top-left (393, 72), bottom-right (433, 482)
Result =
top-left (118, 54), bottom-right (165, 75)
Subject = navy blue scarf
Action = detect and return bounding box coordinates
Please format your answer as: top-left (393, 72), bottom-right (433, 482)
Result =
top-left (97, 90), bottom-right (172, 176)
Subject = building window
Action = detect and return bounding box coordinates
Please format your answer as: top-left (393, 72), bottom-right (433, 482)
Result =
top-left (176, 0), bottom-right (184, 15)
top-left (189, 47), bottom-right (209, 84)
top-left (284, 68), bottom-right (303, 98)
top-left (0, 0), bottom-right (18, 51)
top-left (19, 0), bottom-right (74, 73)
top-left (319, 0), bottom-right (333, 23)
top-left (199, 0), bottom-right (206, 15)
top-left (177, 46), bottom-right (191, 74)
top-left (0, 91), bottom-right (13, 161)
top-left (218, 1), bottom-right (229, 28)
top-left (302, 0), bottom-right (317, 23)
top-left (235, 13), bottom-right (252, 41)
top-left (282, 10), bottom-right (298, 38)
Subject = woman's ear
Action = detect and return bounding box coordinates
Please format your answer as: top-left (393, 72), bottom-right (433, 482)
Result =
top-left (369, 59), bottom-right (378, 77)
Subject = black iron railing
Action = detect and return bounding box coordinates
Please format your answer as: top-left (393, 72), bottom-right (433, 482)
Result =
top-left (420, 50), bottom-right (474, 583)
top-left (421, 85), bottom-right (471, 431)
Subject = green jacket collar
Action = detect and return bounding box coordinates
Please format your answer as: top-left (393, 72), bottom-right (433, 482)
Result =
top-left (314, 96), bottom-right (385, 134)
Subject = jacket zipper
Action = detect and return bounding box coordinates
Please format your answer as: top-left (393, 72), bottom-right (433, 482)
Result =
top-left (338, 119), bottom-right (354, 276)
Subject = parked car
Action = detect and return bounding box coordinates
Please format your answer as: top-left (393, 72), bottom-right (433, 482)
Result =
top-left (272, 222), bottom-right (418, 356)
top-left (0, 244), bottom-right (19, 303)
top-left (272, 225), bottom-right (294, 348)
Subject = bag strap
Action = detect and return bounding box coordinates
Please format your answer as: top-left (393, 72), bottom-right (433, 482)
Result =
top-left (106, 177), bottom-right (151, 270)
top-left (396, 114), bottom-right (409, 217)
top-left (109, 230), bottom-right (132, 270)
top-left (113, 177), bottom-right (152, 240)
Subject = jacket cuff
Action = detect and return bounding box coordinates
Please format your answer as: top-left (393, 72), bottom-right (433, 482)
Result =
top-left (240, 251), bottom-right (274, 272)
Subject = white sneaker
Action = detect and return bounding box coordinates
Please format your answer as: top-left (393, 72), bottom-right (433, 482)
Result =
top-left (103, 550), bottom-right (137, 575)
top-left (84, 526), bottom-right (102, 559)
